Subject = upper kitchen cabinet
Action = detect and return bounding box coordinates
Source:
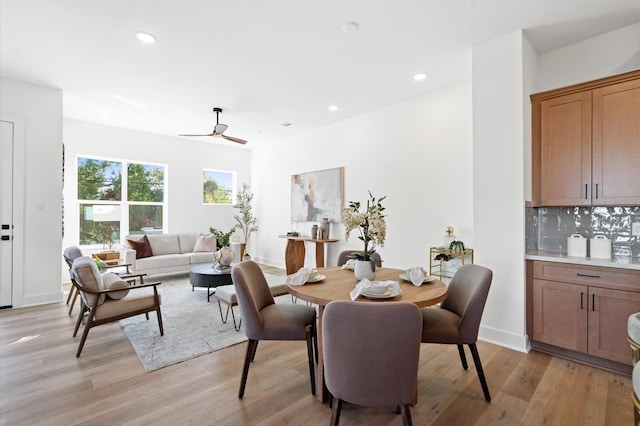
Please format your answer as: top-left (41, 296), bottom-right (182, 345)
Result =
top-left (531, 70), bottom-right (640, 207)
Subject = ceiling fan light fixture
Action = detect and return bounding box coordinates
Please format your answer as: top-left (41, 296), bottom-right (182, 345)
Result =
top-left (413, 72), bottom-right (428, 81)
top-left (136, 32), bottom-right (157, 44)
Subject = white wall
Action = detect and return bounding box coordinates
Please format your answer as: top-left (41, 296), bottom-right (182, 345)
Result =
top-left (62, 119), bottom-right (251, 280)
top-left (536, 23), bottom-right (640, 92)
top-left (0, 77), bottom-right (63, 307)
top-left (251, 80), bottom-right (474, 272)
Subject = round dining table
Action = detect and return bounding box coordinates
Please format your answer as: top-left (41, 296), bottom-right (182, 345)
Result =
top-left (286, 266), bottom-right (448, 402)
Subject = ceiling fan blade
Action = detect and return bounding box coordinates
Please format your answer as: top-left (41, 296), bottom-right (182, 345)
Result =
top-left (179, 133), bottom-right (215, 137)
top-left (221, 134), bottom-right (248, 145)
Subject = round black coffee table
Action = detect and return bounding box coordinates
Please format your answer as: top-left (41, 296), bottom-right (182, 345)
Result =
top-left (189, 264), bottom-right (234, 302)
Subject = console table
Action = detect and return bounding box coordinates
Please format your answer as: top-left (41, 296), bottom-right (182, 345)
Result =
top-left (278, 235), bottom-right (339, 274)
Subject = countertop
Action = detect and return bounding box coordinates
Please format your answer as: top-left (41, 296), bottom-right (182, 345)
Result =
top-left (525, 250), bottom-right (640, 271)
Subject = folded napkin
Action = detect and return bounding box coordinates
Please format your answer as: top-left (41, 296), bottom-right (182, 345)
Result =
top-left (407, 266), bottom-right (426, 286)
top-left (350, 278), bottom-right (401, 300)
top-left (289, 267), bottom-right (319, 285)
top-left (341, 259), bottom-right (356, 270)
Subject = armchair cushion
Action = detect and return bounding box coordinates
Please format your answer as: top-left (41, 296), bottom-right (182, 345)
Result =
top-left (94, 287), bottom-right (160, 320)
top-left (102, 272), bottom-right (130, 300)
top-left (193, 234), bottom-right (217, 252)
top-left (71, 256), bottom-right (106, 306)
top-left (126, 235), bottom-right (153, 259)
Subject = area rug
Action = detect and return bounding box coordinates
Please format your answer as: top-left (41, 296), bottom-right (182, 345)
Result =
top-left (120, 272), bottom-right (289, 372)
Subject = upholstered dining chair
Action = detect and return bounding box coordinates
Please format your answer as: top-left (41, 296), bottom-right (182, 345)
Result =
top-left (231, 260), bottom-right (317, 399)
top-left (323, 300), bottom-right (422, 426)
top-left (70, 256), bottom-right (163, 357)
top-left (336, 250), bottom-right (383, 268)
top-left (420, 264), bottom-right (493, 401)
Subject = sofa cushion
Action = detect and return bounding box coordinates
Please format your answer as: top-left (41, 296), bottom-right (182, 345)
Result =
top-left (126, 235), bottom-right (153, 259)
top-left (71, 256), bottom-right (106, 306)
top-left (193, 234), bottom-right (217, 252)
top-left (178, 233), bottom-right (199, 254)
top-left (190, 252), bottom-right (215, 264)
top-left (135, 254), bottom-right (190, 271)
top-left (147, 234), bottom-right (180, 256)
top-left (102, 272), bottom-right (130, 300)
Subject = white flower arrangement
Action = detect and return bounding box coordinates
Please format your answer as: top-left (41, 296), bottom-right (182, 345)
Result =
top-left (342, 191), bottom-right (387, 262)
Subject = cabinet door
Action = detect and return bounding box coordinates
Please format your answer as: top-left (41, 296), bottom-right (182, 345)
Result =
top-left (540, 92), bottom-right (592, 206)
top-left (533, 279), bottom-right (588, 352)
top-left (588, 287), bottom-right (640, 364)
top-left (592, 79), bottom-right (640, 205)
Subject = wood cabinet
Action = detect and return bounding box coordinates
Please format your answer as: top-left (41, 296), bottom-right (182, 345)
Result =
top-left (530, 261), bottom-right (640, 367)
top-left (531, 70), bottom-right (640, 206)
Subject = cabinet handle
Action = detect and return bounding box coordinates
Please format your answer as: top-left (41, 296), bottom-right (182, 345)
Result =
top-left (580, 292), bottom-right (584, 310)
top-left (592, 294), bottom-right (595, 311)
top-left (585, 184), bottom-right (588, 199)
top-left (577, 273), bottom-right (600, 279)
top-left (595, 183), bottom-right (599, 199)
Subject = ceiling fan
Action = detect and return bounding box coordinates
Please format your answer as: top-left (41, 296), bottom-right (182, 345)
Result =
top-left (180, 107), bottom-right (247, 144)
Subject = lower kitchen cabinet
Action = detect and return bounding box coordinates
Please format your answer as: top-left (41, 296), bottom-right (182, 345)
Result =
top-left (530, 261), bottom-right (640, 370)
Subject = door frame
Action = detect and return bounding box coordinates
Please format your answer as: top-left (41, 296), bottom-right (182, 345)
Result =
top-left (1, 114), bottom-right (25, 308)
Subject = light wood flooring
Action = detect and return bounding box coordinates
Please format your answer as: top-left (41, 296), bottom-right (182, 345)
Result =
top-left (0, 265), bottom-right (634, 425)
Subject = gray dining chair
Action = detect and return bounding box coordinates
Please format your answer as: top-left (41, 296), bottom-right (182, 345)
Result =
top-left (322, 300), bottom-right (423, 425)
top-left (420, 264), bottom-right (493, 401)
top-left (231, 260), bottom-right (317, 399)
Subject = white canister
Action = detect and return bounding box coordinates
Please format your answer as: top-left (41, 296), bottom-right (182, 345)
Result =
top-left (590, 235), bottom-right (611, 259)
top-left (567, 234), bottom-right (587, 257)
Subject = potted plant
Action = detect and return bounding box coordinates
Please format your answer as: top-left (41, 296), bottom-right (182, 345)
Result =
top-left (233, 183), bottom-right (258, 260)
top-left (209, 227), bottom-right (235, 248)
top-left (342, 191), bottom-right (387, 280)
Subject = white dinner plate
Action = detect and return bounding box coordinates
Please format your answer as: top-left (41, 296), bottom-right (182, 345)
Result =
top-left (398, 273), bottom-right (436, 284)
top-left (361, 287), bottom-right (401, 299)
top-left (306, 274), bottom-right (325, 283)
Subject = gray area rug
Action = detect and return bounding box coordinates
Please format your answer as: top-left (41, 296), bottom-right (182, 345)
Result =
top-left (120, 272), bottom-right (288, 372)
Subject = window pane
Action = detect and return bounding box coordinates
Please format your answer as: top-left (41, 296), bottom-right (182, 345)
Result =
top-left (129, 205), bottom-right (163, 235)
top-left (128, 163), bottom-right (165, 202)
top-left (77, 158), bottom-right (122, 201)
top-left (79, 204), bottom-right (121, 248)
top-left (203, 170), bottom-right (234, 204)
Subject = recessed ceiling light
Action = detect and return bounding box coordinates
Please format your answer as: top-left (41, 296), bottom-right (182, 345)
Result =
top-left (413, 72), bottom-right (428, 81)
top-left (343, 22), bottom-right (359, 32)
top-left (281, 122), bottom-right (293, 127)
top-left (328, 105), bottom-right (339, 111)
top-left (99, 112), bottom-right (110, 118)
top-left (136, 32), bottom-right (156, 43)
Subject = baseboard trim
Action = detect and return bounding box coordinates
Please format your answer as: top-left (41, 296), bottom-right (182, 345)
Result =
top-left (478, 324), bottom-right (528, 353)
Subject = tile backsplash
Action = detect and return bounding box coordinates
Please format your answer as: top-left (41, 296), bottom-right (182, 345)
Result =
top-left (526, 206), bottom-right (640, 258)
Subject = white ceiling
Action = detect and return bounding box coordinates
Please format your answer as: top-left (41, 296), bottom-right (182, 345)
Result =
top-left (1, 0), bottom-right (639, 147)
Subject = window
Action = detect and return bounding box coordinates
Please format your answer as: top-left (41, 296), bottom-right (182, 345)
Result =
top-left (78, 157), bottom-right (166, 247)
top-left (203, 169), bottom-right (235, 205)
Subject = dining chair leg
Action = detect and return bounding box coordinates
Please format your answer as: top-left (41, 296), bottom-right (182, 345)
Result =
top-left (469, 343), bottom-right (491, 401)
top-left (312, 321), bottom-right (318, 363)
top-left (305, 325), bottom-right (316, 395)
top-left (239, 339), bottom-right (258, 399)
top-left (251, 340), bottom-right (259, 362)
top-left (457, 344), bottom-right (468, 370)
top-left (400, 404), bottom-right (413, 426)
top-left (66, 285), bottom-right (75, 305)
top-left (330, 398), bottom-right (343, 426)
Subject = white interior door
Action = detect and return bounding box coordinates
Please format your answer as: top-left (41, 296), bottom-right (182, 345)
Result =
top-left (0, 120), bottom-right (14, 307)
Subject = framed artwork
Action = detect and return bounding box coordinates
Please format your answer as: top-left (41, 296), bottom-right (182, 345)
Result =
top-left (291, 167), bottom-right (344, 222)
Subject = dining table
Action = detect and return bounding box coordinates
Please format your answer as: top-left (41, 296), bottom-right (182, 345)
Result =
top-left (286, 266), bottom-right (448, 402)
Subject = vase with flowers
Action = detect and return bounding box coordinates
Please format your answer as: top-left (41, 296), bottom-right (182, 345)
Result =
top-left (342, 191), bottom-right (387, 280)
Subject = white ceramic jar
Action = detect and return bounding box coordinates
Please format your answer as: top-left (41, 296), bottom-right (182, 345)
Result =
top-left (590, 235), bottom-right (611, 259)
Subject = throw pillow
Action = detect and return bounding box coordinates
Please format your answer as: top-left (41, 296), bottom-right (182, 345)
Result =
top-left (126, 235), bottom-right (153, 259)
top-left (193, 234), bottom-right (217, 252)
top-left (102, 272), bottom-right (130, 300)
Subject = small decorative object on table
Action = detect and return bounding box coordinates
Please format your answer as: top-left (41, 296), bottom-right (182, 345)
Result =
top-left (320, 218), bottom-right (331, 239)
top-left (209, 227), bottom-right (235, 248)
top-left (213, 246), bottom-right (235, 270)
top-left (342, 191), bottom-right (387, 281)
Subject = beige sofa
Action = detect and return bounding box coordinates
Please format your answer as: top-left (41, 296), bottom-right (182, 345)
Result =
top-left (123, 233), bottom-right (215, 275)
